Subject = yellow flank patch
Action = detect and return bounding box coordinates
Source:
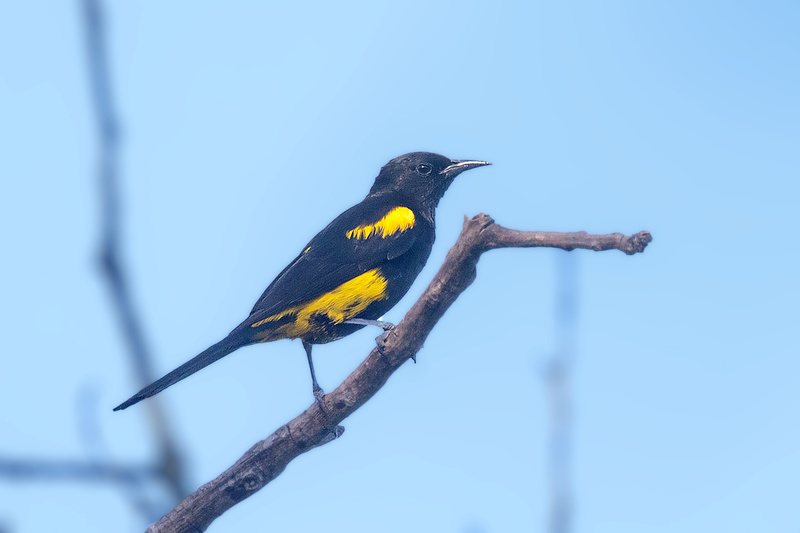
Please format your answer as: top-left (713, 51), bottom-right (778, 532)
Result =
top-left (345, 206), bottom-right (415, 240)
top-left (250, 268), bottom-right (389, 340)
top-left (303, 246), bottom-right (311, 254)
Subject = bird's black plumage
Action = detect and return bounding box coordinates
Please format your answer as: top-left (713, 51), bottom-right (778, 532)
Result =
top-left (114, 152), bottom-right (489, 411)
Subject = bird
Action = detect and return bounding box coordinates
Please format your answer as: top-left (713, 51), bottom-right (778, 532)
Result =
top-left (114, 152), bottom-right (490, 411)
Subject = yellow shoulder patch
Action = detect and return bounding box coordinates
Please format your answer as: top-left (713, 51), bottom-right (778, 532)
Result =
top-left (346, 206), bottom-right (415, 240)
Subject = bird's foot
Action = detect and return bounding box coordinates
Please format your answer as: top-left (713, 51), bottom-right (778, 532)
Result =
top-left (375, 328), bottom-right (393, 357)
top-left (312, 425), bottom-right (345, 450)
top-left (345, 318), bottom-right (399, 358)
top-left (309, 385), bottom-right (345, 442)
top-left (313, 384), bottom-right (325, 409)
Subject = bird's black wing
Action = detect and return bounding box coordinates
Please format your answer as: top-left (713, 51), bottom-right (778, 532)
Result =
top-left (114, 197), bottom-right (418, 411)
top-left (247, 195), bottom-right (419, 321)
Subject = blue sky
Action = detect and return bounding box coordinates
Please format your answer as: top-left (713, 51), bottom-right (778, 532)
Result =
top-left (1, 1), bottom-right (798, 532)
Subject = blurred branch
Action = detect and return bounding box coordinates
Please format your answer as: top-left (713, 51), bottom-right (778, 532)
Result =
top-left (0, 459), bottom-right (159, 484)
top-left (0, 4), bottom-right (188, 523)
top-left (0, 455), bottom-right (167, 521)
top-left (82, 0), bottom-right (189, 502)
top-left (546, 253), bottom-right (577, 533)
top-left (147, 215), bottom-right (652, 533)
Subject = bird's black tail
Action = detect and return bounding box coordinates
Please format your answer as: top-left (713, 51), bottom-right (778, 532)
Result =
top-left (113, 335), bottom-right (243, 411)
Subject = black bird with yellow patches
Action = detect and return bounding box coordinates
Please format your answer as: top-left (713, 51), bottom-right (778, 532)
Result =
top-left (114, 152), bottom-right (490, 411)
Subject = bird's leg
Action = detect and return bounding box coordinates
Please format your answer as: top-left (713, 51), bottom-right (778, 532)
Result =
top-left (302, 340), bottom-right (325, 404)
top-left (344, 318), bottom-right (400, 359)
top-left (344, 318), bottom-right (395, 331)
top-left (302, 340), bottom-right (345, 441)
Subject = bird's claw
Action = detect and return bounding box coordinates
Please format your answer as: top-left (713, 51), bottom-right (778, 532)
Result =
top-left (375, 328), bottom-right (393, 356)
top-left (320, 425), bottom-right (345, 445)
top-left (313, 384), bottom-right (325, 407)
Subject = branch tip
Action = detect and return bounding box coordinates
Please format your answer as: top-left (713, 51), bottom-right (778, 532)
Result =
top-left (623, 231), bottom-right (653, 255)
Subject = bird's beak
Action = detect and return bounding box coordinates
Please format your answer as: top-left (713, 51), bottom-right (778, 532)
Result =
top-left (440, 159), bottom-right (491, 177)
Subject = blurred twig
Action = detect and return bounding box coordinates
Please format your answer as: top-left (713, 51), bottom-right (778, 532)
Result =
top-left (82, 0), bottom-right (189, 503)
top-left (0, 2), bottom-right (189, 520)
top-left (0, 455), bottom-right (168, 521)
top-left (0, 2), bottom-right (189, 524)
top-left (545, 253), bottom-right (577, 533)
top-left (146, 216), bottom-right (651, 532)
top-left (0, 459), bottom-right (159, 484)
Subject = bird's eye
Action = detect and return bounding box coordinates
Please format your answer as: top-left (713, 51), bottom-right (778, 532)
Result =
top-left (417, 164), bottom-right (432, 175)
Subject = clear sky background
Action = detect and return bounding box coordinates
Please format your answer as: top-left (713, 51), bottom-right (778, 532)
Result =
top-left (1, 1), bottom-right (798, 532)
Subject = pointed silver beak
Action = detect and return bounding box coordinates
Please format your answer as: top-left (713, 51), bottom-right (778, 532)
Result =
top-left (440, 159), bottom-right (491, 177)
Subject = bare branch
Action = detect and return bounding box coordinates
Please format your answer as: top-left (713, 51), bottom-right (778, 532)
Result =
top-left (481, 224), bottom-right (653, 255)
top-left (147, 215), bottom-right (652, 533)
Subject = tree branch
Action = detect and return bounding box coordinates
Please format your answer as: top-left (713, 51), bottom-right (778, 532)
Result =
top-left (0, 459), bottom-right (160, 485)
top-left (82, 0), bottom-right (189, 502)
top-left (147, 215), bottom-right (652, 532)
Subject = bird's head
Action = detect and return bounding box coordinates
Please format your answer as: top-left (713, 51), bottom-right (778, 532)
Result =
top-left (369, 152), bottom-right (490, 210)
